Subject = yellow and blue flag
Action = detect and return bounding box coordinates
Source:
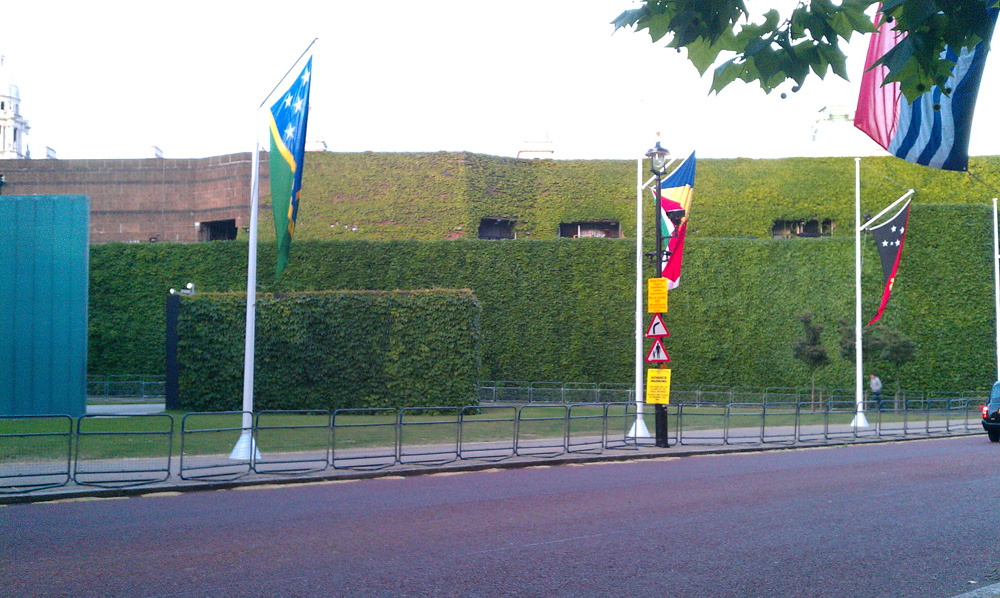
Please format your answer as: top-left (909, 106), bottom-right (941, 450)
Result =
top-left (269, 57), bottom-right (312, 276)
top-left (659, 151), bottom-right (696, 288)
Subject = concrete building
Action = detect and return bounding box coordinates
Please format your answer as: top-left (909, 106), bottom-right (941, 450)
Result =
top-left (0, 56), bottom-right (30, 160)
top-left (0, 152), bottom-right (267, 243)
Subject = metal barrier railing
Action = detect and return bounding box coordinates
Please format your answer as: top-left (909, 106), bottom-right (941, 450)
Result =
top-left (605, 403), bottom-right (641, 451)
top-left (0, 415), bottom-right (73, 494)
top-left (0, 395), bottom-right (990, 495)
top-left (74, 414), bottom-right (173, 488)
top-left (678, 403), bottom-right (726, 446)
top-left (399, 407), bottom-right (459, 466)
top-left (179, 411), bottom-right (253, 481)
top-left (515, 405), bottom-right (568, 458)
top-left (332, 408), bottom-right (398, 471)
top-left (459, 405), bottom-right (517, 462)
top-left (567, 403), bottom-right (605, 454)
top-left (253, 410), bottom-right (331, 476)
top-left (87, 375), bottom-right (166, 401)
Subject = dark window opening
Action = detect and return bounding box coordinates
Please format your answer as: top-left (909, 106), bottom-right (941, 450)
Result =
top-left (559, 221), bottom-right (621, 239)
top-left (478, 218), bottom-right (516, 239)
top-left (204, 219), bottom-right (238, 241)
top-left (772, 218), bottom-right (835, 238)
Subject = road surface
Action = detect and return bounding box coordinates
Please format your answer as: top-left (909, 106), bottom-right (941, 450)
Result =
top-left (2, 435), bottom-right (997, 597)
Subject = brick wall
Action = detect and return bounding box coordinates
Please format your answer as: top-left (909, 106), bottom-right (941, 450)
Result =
top-left (0, 152), bottom-right (269, 243)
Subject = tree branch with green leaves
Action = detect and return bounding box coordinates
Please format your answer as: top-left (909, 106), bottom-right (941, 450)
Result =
top-left (613, 0), bottom-right (999, 102)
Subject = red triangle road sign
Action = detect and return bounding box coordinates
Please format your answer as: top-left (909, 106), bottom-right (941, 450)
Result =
top-left (645, 339), bottom-right (671, 363)
top-left (645, 314), bottom-right (670, 338)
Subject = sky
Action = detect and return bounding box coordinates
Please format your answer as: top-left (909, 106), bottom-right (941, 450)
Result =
top-left (4, 0), bottom-right (1000, 162)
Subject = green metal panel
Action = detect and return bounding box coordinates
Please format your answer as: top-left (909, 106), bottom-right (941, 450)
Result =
top-left (0, 195), bottom-right (89, 417)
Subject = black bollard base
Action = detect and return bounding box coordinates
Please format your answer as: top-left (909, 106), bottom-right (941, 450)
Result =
top-left (655, 404), bottom-right (669, 448)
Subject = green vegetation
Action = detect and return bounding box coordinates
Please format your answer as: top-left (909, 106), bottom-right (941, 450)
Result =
top-left (612, 0), bottom-right (996, 102)
top-left (252, 152), bottom-right (1000, 242)
top-left (177, 290), bottom-right (481, 412)
top-left (88, 153), bottom-right (1000, 400)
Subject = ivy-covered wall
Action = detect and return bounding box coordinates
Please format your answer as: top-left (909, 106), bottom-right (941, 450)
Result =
top-left (90, 202), bottom-right (997, 395)
top-left (250, 152), bottom-right (1000, 243)
top-left (176, 290), bottom-right (481, 411)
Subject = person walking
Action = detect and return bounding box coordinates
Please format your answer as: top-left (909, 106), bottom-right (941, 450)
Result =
top-left (869, 373), bottom-right (882, 410)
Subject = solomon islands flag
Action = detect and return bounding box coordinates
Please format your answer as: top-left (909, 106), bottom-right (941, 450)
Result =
top-left (270, 57), bottom-right (312, 277)
top-left (659, 151), bottom-right (696, 289)
top-left (854, 6), bottom-right (998, 171)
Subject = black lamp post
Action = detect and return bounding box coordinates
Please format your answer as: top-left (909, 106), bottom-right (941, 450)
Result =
top-left (645, 141), bottom-right (672, 448)
top-left (645, 142), bottom-right (671, 270)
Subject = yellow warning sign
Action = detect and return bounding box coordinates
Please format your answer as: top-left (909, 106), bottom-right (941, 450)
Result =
top-left (645, 368), bottom-right (671, 404)
top-left (647, 278), bottom-right (668, 313)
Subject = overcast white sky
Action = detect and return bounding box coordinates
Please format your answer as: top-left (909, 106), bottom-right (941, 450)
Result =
top-left (4, 1), bottom-right (1000, 161)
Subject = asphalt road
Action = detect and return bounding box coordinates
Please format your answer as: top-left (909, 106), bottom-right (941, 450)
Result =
top-left (2, 436), bottom-right (998, 598)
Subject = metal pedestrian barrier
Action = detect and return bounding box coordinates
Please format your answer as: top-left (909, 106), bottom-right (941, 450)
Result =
top-left (179, 411), bottom-right (253, 481)
top-left (0, 385), bottom-right (992, 496)
top-left (74, 414), bottom-right (173, 488)
top-left (332, 408), bottom-right (398, 471)
top-left (515, 404), bottom-right (568, 458)
top-left (0, 415), bottom-right (73, 494)
top-left (399, 407), bottom-right (459, 466)
top-left (459, 405), bottom-right (517, 462)
top-left (253, 410), bottom-right (330, 476)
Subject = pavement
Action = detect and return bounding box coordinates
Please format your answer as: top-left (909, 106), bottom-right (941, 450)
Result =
top-left (2, 400), bottom-right (988, 507)
top-left (85, 402), bottom-right (168, 416)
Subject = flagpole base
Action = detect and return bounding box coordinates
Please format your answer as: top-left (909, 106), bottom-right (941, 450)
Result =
top-left (229, 431), bottom-right (261, 461)
top-left (627, 417), bottom-right (651, 439)
top-left (850, 412), bottom-right (870, 428)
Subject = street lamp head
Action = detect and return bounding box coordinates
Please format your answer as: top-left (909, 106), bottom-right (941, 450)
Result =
top-left (664, 208), bottom-right (686, 229)
top-left (645, 141), bottom-right (670, 172)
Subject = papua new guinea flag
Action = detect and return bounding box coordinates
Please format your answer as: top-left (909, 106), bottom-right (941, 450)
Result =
top-left (270, 57), bottom-right (312, 277)
top-left (854, 6), bottom-right (998, 171)
top-left (868, 199), bottom-right (911, 326)
top-left (659, 151), bottom-right (696, 289)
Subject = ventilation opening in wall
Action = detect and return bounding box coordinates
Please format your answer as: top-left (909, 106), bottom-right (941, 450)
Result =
top-left (204, 219), bottom-right (238, 241)
top-left (559, 221), bottom-right (621, 239)
top-left (478, 218), bottom-right (516, 239)
top-left (772, 218), bottom-right (835, 238)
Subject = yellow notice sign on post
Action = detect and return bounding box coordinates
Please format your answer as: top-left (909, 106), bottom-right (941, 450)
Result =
top-left (647, 278), bottom-right (668, 313)
top-left (645, 368), bottom-right (671, 404)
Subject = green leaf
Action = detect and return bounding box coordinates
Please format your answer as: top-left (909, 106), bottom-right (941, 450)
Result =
top-left (711, 58), bottom-right (745, 93)
top-left (685, 37), bottom-right (726, 75)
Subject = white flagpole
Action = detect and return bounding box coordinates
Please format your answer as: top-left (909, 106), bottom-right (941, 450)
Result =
top-left (630, 157), bottom-right (650, 438)
top-left (993, 198), bottom-right (1000, 379)
top-left (852, 158), bottom-right (869, 428)
top-left (231, 143), bottom-right (262, 461)
top-left (231, 39), bottom-right (318, 461)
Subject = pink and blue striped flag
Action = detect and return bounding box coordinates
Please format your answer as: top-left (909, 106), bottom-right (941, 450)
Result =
top-left (854, 6), bottom-right (998, 171)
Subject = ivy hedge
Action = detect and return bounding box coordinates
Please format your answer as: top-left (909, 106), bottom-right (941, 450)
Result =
top-left (176, 290), bottom-right (481, 411)
top-left (246, 152), bottom-right (1000, 243)
top-left (90, 202), bottom-right (997, 396)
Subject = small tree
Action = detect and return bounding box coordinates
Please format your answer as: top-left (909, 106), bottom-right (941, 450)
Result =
top-left (793, 312), bottom-right (829, 407)
top-left (836, 320), bottom-right (917, 409)
top-left (835, 318), bottom-right (883, 364)
top-left (873, 326), bottom-right (918, 408)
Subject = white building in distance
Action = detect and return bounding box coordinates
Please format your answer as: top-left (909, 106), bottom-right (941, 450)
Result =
top-left (0, 56), bottom-right (30, 159)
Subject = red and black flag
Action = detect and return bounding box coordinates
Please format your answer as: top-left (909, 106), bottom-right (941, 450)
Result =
top-left (868, 199), bottom-right (911, 325)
